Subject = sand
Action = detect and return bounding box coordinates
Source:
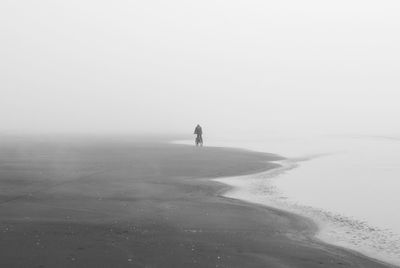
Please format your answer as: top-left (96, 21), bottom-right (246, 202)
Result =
top-left (0, 139), bottom-right (394, 267)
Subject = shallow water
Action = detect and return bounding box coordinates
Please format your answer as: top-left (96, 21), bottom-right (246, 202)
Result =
top-left (175, 136), bottom-right (400, 266)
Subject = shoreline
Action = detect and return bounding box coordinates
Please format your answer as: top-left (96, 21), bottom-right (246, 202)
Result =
top-left (174, 139), bottom-right (400, 267)
top-left (212, 159), bottom-right (399, 268)
top-left (0, 139), bottom-right (394, 267)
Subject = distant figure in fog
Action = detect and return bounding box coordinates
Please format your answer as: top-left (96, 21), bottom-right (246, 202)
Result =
top-left (194, 124), bottom-right (203, 146)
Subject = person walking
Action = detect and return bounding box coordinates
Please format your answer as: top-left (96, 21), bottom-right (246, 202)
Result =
top-left (194, 124), bottom-right (203, 146)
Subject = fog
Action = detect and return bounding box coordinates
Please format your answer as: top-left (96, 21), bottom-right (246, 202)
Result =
top-left (2, 0), bottom-right (400, 139)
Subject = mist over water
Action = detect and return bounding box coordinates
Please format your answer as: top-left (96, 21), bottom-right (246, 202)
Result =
top-left (205, 135), bottom-right (400, 231)
top-left (2, 0), bottom-right (400, 237)
top-left (2, 1), bottom-right (400, 266)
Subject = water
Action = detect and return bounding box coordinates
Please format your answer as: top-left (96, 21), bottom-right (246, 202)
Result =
top-left (175, 135), bottom-right (400, 266)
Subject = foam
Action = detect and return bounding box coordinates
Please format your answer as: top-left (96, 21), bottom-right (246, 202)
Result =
top-left (213, 160), bottom-right (400, 266)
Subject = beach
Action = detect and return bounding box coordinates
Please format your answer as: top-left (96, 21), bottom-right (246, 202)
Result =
top-left (0, 138), bottom-right (393, 267)
top-left (180, 136), bottom-right (400, 266)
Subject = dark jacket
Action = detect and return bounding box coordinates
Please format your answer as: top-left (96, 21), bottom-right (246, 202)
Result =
top-left (194, 126), bottom-right (202, 135)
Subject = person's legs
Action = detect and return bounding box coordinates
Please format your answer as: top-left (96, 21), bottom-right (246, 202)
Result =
top-left (195, 134), bottom-right (203, 146)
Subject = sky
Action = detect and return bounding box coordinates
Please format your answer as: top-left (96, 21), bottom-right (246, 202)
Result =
top-left (1, 0), bottom-right (400, 139)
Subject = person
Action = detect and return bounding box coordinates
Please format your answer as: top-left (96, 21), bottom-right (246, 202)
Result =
top-left (194, 124), bottom-right (203, 146)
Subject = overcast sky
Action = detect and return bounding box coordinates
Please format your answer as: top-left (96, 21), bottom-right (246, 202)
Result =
top-left (1, 0), bottom-right (399, 138)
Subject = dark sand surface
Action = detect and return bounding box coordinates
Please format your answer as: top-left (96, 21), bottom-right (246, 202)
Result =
top-left (0, 139), bottom-right (393, 267)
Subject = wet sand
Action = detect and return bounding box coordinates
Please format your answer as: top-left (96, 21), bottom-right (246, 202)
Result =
top-left (0, 139), bottom-right (394, 267)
